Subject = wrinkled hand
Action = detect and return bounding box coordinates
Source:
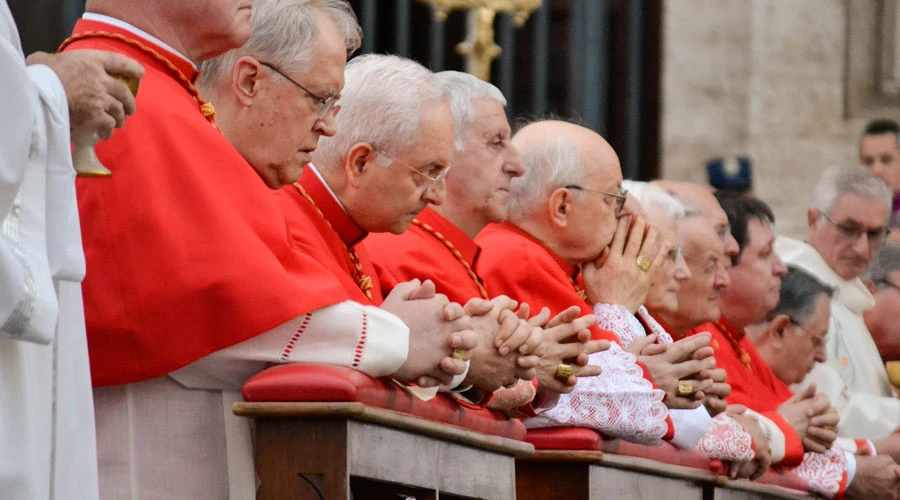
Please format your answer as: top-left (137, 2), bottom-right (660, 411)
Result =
top-left (630, 333), bottom-right (716, 409)
top-left (727, 413), bottom-right (773, 480)
top-left (582, 216), bottom-right (668, 313)
top-left (382, 279), bottom-right (479, 387)
top-left (701, 368), bottom-right (731, 417)
top-left (777, 384), bottom-right (837, 453)
top-left (27, 49), bottom-right (144, 140)
top-left (845, 455), bottom-right (900, 500)
top-left (460, 296), bottom-right (540, 390)
top-left (529, 308), bottom-right (608, 394)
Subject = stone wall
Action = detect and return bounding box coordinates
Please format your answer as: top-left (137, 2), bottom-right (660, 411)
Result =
top-left (660, 0), bottom-right (878, 238)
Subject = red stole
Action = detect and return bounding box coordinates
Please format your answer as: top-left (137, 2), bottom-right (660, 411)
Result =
top-left (477, 222), bottom-right (618, 345)
top-left (62, 19), bottom-right (346, 386)
top-left (365, 206), bottom-right (486, 305)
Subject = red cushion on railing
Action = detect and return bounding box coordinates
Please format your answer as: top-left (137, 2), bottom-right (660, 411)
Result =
top-left (525, 427), bottom-right (604, 450)
top-left (526, 427), bottom-right (717, 471)
top-left (242, 363), bottom-right (526, 440)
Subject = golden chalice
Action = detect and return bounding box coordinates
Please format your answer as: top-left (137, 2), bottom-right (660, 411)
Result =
top-left (72, 76), bottom-right (140, 177)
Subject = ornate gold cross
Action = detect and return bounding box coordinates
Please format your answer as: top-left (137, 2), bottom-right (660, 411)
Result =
top-left (420, 0), bottom-right (542, 81)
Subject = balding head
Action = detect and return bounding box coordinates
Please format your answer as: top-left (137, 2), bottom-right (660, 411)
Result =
top-left (507, 120), bottom-right (638, 263)
top-left (654, 181), bottom-right (739, 259)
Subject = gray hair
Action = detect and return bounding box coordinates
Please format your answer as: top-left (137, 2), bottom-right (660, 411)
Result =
top-left (312, 54), bottom-right (444, 170)
top-left (811, 168), bottom-right (892, 222)
top-left (863, 243), bottom-right (900, 289)
top-left (197, 0), bottom-right (361, 88)
top-left (623, 180), bottom-right (689, 220)
top-left (434, 71), bottom-right (507, 152)
top-left (507, 135), bottom-right (584, 219)
top-left (767, 266), bottom-right (834, 326)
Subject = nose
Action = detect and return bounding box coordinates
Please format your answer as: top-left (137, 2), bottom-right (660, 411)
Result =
top-left (724, 233), bottom-right (740, 258)
top-left (504, 145), bottom-right (525, 178)
top-left (423, 180), bottom-right (446, 206)
top-left (314, 107), bottom-right (339, 137)
top-left (674, 260), bottom-right (691, 281)
top-left (851, 232), bottom-right (871, 255)
top-left (773, 254), bottom-right (788, 277)
top-left (814, 345), bottom-right (827, 363)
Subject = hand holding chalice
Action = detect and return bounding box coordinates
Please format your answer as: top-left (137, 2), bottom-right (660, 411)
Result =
top-left (27, 49), bottom-right (144, 176)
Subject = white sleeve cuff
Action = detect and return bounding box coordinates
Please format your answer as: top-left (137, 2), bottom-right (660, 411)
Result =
top-left (669, 406), bottom-right (713, 449)
top-left (440, 361), bottom-right (470, 392)
top-left (844, 451), bottom-right (857, 486)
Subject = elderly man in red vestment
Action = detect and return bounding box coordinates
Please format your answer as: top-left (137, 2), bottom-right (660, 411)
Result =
top-left (475, 120), bottom-right (729, 448)
top-left (366, 71), bottom-right (605, 412)
top-left (61, 1), bottom-right (476, 498)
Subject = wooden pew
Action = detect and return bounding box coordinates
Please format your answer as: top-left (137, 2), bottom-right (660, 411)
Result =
top-left (235, 365), bottom-right (534, 500)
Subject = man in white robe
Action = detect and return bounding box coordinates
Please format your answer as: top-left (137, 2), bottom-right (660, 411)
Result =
top-left (777, 168), bottom-right (900, 440)
top-left (0, 2), bottom-right (142, 498)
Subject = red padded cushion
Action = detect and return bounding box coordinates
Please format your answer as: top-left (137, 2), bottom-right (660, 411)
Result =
top-left (525, 427), bottom-right (604, 450)
top-left (242, 363), bottom-right (525, 440)
top-left (526, 427), bottom-right (717, 472)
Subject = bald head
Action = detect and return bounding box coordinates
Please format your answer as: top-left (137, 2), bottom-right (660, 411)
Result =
top-left (654, 181), bottom-right (739, 258)
top-left (507, 120), bottom-right (639, 263)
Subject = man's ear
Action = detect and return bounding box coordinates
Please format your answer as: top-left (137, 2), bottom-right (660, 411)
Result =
top-left (233, 56), bottom-right (262, 106)
top-left (807, 208), bottom-right (819, 232)
top-left (549, 187), bottom-right (572, 228)
top-left (864, 278), bottom-right (877, 295)
top-left (769, 314), bottom-right (792, 342)
top-left (343, 142), bottom-right (377, 187)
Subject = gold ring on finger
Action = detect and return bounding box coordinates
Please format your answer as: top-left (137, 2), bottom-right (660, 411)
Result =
top-left (636, 255), bottom-right (652, 272)
top-left (677, 380), bottom-right (694, 397)
top-left (554, 363), bottom-right (575, 381)
top-left (451, 348), bottom-right (467, 361)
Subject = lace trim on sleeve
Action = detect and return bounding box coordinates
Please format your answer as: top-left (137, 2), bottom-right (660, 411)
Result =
top-left (794, 449), bottom-right (849, 499)
top-left (593, 303), bottom-right (644, 347)
top-left (525, 343), bottom-right (670, 446)
top-left (695, 413), bottom-right (755, 461)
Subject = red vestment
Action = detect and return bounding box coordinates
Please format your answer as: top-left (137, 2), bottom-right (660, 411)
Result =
top-left (61, 19), bottom-right (346, 386)
top-left (366, 206), bottom-right (485, 304)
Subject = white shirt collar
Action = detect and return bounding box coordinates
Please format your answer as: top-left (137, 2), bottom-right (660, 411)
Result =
top-left (82, 13), bottom-right (196, 69)
top-left (308, 163), bottom-right (351, 215)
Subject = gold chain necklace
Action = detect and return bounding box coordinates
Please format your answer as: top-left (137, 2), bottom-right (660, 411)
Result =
top-left (411, 218), bottom-right (490, 300)
top-left (293, 184), bottom-right (373, 300)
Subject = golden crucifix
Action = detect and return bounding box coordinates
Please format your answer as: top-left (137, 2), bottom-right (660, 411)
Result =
top-left (421, 0), bottom-right (542, 81)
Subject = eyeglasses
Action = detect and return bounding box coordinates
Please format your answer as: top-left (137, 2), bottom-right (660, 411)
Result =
top-left (564, 185), bottom-right (629, 214)
top-left (716, 224), bottom-right (732, 244)
top-left (817, 211), bottom-right (890, 244)
top-left (788, 318), bottom-right (826, 350)
top-left (375, 148), bottom-right (452, 193)
top-left (259, 61), bottom-right (338, 119)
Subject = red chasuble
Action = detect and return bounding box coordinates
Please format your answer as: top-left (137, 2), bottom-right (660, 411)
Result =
top-left (61, 19), bottom-right (346, 386)
top-left (688, 318), bottom-right (804, 465)
top-left (365, 206), bottom-right (487, 305)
